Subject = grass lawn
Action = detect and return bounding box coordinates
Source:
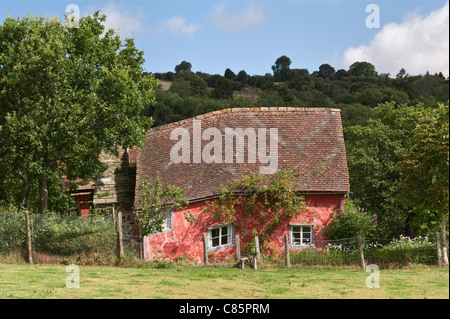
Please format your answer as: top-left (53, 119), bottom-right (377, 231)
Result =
top-left (0, 264), bottom-right (448, 299)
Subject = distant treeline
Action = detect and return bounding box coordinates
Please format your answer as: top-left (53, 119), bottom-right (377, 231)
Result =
top-left (143, 57), bottom-right (448, 128)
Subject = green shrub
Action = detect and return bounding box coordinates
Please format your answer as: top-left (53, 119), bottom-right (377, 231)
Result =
top-left (325, 199), bottom-right (377, 239)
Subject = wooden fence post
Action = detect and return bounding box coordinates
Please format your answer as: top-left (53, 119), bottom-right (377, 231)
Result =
top-left (285, 234), bottom-right (290, 268)
top-left (25, 210), bottom-right (32, 264)
top-left (235, 235), bottom-right (241, 260)
top-left (112, 206), bottom-right (116, 226)
top-left (252, 254), bottom-right (258, 270)
top-left (255, 235), bottom-right (260, 262)
top-left (357, 234), bottom-right (365, 270)
top-left (117, 210), bottom-right (123, 261)
top-left (202, 233), bottom-right (208, 265)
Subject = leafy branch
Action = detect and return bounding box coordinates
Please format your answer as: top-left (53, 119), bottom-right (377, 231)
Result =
top-left (135, 177), bottom-right (188, 237)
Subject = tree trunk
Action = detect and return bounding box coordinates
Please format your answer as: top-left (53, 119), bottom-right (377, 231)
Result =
top-left (441, 211), bottom-right (449, 266)
top-left (39, 174), bottom-right (48, 213)
top-left (17, 169), bottom-right (30, 210)
top-left (436, 234), bottom-right (442, 267)
top-left (23, 181), bottom-right (30, 211)
top-left (404, 214), bottom-right (415, 238)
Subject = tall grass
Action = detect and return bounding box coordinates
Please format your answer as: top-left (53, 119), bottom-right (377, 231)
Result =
top-left (0, 207), bottom-right (117, 261)
top-left (364, 236), bottom-right (437, 266)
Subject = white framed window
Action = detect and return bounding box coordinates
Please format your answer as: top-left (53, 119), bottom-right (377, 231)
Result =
top-left (160, 210), bottom-right (173, 232)
top-left (208, 224), bottom-right (233, 250)
top-left (140, 209), bottom-right (173, 236)
top-left (290, 225), bottom-right (313, 246)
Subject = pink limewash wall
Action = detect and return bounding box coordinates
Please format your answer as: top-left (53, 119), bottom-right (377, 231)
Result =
top-left (143, 194), bottom-right (345, 263)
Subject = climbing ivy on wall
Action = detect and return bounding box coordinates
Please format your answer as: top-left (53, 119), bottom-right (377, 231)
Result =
top-left (204, 168), bottom-right (309, 252)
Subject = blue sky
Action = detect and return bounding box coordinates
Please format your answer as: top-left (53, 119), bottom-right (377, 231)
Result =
top-left (1, 0), bottom-right (448, 76)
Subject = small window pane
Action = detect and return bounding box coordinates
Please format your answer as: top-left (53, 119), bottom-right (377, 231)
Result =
top-left (211, 228), bottom-right (220, 238)
top-left (163, 212), bottom-right (172, 230)
top-left (212, 237), bottom-right (220, 247)
top-left (221, 235), bottom-right (228, 245)
top-left (293, 232), bottom-right (301, 244)
top-left (292, 226), bottom-right (301, 233)
top-left (221, 226), bottom-right (228, 236)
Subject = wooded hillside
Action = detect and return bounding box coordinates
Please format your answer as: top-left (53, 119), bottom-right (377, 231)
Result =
top-left (144, 58), bottom-right (448, 128)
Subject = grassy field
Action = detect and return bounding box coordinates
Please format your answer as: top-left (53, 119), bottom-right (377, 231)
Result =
top-left (0, 264), bottom-right (448, 299)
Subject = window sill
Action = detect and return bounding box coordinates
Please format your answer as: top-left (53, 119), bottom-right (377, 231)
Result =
top-left (146, 228), bottom-right (173, 237)
top-left (208, 242), bottom-right (234, 252)
top-left (290, 244), bottom-right (314, 248)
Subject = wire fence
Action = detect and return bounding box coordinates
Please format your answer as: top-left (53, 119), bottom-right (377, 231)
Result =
top-left (0, 209), bottom-right (123, 264)
top-left (284, 236), bottom-right (439, 268)
top-left (0, 209), bottom-right (444, 268)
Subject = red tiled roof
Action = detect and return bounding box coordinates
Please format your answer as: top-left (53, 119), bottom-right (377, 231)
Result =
top-left (134, 107), bottom-right (350, 207)
top-left (62, 176), bottom-right (95, 193)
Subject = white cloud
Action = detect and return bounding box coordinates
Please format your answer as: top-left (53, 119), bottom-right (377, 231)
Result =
top-left (155, 16), bottom-right (201, 39)
top-left (209, 2), bottom-right (267, 32)
top-left (85, 3), bottom-right (145, 37)
top-left (342, 2), bottom-right (449, 76)
top-left (98, 4), bottom-right (144, 37)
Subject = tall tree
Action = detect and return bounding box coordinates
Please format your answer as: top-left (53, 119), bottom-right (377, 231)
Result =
top-left (0, 13), bottom-right (157, 212)
top-left (236, 70), bottom-right (249, 84)
top-left (396, 68), bottom-right (407, 80)
top-left (224, 68), bottom-right (236, 80)
top-left (169, 71), bottom-right (208, 98)
top-left (317, 63), bottom-right (335, 79)
top-left (344, 102), bottom-right (424, 238)
top-left (272, 55), bottom-right (292, 82)
top-left (397, 104), bottom-right (449, 265)
top-left (212, 77), bottom-right (234, 100)
top-left (175, 60), bottom-right (192, 74)
top-left (348, 61), bottom-right (378, 78)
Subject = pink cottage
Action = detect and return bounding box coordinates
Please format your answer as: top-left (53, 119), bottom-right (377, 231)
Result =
top-left (133, 107), bottom-right (350, 262)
